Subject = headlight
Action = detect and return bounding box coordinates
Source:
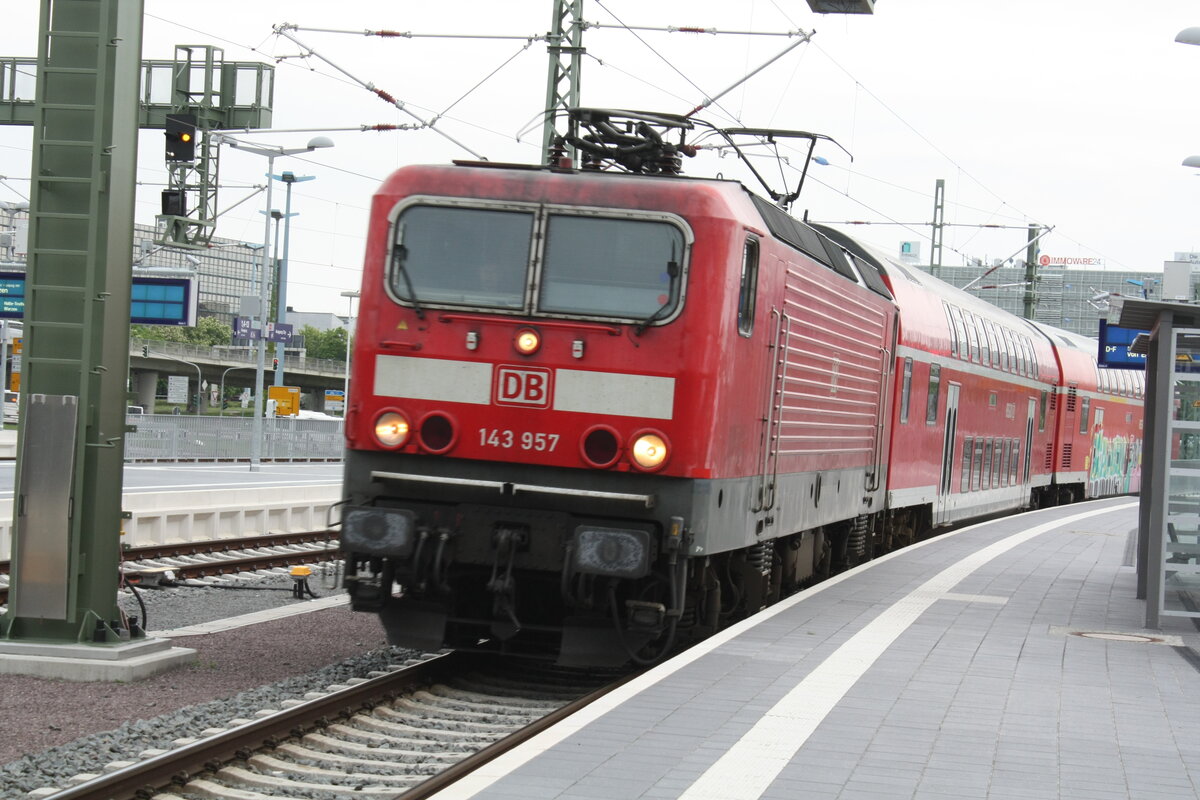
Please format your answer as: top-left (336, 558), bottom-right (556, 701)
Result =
top-left (374, 411), bottom-right (410, 448)
top-left (514, 328), bottom-right (541, 355)
top-left (342, 507), bottom-right (416, 556)
top-left (572, 526), bottom-right (651, 578)
top-left (630, 431), bottom-right (669, 471)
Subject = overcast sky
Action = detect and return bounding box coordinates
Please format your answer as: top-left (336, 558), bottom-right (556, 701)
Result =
top-left (1, 1), bottom-right (1198, 316)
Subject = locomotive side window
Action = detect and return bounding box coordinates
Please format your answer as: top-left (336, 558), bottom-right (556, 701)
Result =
top-left (737, 237), bottom-right (759, 336)
top-left (1080, 397), bottom-right (1091, 435)
top-left (541, 215), bottom-right (685, 320)
top-left (900, 358), bottom-right (913, 423)
top-left (926, 364), bottom-right (940, 424)
top-left (390, 206), bottom-right (532, 309)
top-left (1038, 390), bottom-right (1048, 432)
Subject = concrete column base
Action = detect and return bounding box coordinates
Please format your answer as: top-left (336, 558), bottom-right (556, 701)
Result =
top-left (0, 637), bottom-right (196, 682)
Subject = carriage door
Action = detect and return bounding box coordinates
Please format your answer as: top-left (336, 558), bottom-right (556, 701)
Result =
top-left (935, 383), bottom-right (960, 525)
top-left (1022, 397), bottom-right (1037, 484)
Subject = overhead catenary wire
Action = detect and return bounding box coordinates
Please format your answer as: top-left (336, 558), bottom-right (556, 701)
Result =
top-left (592, 0), bottom-right (745, 127)
top-left (683, 30), bottom-right (813, 118)
top-left (272, 23), bottom-right (488, 160)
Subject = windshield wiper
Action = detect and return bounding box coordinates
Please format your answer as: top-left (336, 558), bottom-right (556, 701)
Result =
top-left (634, 244), bottom-right (680, 336)
top-left (391, 242), bottom-right (424, 320)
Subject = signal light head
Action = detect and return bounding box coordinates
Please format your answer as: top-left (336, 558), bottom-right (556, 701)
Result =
top-left (514, 328), bottom-right (541, 355)
top-left (374, 411), bottom-right (411, 448)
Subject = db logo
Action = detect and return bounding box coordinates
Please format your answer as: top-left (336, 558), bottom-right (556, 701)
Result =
top-left (494, 366), bottom-right (553, 408)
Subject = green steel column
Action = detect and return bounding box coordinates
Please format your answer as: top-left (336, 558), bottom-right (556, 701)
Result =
top-left (1023, 224), bottom-right (1040, 320)
top-left (541, 0), bottom-right (584, 164)
top-left (929, 178), bottom-right (944, 278)
top-left (1, 0), bottom-right (143, 643)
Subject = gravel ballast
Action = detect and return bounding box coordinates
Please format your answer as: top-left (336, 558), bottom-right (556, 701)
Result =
top-left (0, 570), bottom-right (420, 799)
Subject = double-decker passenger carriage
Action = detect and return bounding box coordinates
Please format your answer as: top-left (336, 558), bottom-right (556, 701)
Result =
top-left (1029, 323), bottom-right (1144, 502)
top-left (338, 110), bottom-right (1143, 666)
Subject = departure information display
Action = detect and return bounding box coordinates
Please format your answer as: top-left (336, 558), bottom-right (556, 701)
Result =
top-left (0, 272), bottom-right (197, 325)
top-left (1097, 320), bottom-right (1148, 369)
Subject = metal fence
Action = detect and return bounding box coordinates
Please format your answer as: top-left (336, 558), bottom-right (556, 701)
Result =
top-left (124, 414), bottom-right (344, 462)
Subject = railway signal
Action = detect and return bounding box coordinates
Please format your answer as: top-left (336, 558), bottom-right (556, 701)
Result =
top-left (164, 113), bottom-right (197, 162)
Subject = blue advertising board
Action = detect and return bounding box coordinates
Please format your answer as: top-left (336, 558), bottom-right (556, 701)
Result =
top-left (1097, 320), bottom-right (1147, 369)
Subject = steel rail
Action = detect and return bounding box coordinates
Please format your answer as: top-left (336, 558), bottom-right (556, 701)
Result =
top-left (395, 665), bottom-right (644, 799)
top-left (0, 530), bottom-right (341, 605)
top-left (40, 652), bottom-right (466, 800)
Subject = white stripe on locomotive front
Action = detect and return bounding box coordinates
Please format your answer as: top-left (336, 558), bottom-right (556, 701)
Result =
top-left (374, 354), bottom-right (676, 419)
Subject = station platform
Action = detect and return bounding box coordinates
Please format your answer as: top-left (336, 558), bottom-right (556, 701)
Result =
top-left (437, 498), bottom-right (1200, 800)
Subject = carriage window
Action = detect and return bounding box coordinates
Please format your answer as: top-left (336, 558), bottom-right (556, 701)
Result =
top-left (900, 358), bottom-right (913, 424)
top-left (540, 215), bottom-right (686, 320)
top-left (926, 364), bottom-right (940, 424)
top-left (961, 436), bottom-right (973, 492)
top-left (1010, 439), bottom-right (1020, 484)
top-left (964, 312), bottom-right (980, 362)
top-left (944, 303), bottom-right (958, 357)
top-left (1039, 390), bottom-right (1048, 432)
top-left (984, 321), bottom-right (1000, 368)
top-left (991, 439), bottom-right (1002, 488)
top-left (1080, 397), bottom-right (1091, 435)
top-left (949, 306), bottom-right (968, 360)
top-left (982, 440), bottom-right (992, 489)
top-left (1001, 439), bottom-right (1011, 487)
top-left (972, 440), bottom-right (985, 491)
top-left (978, 317), bottom-right (990, 366)
top-left (390, 206), bottom-right (532, 309)
top-left (738, 237), bottom-right (759, 336)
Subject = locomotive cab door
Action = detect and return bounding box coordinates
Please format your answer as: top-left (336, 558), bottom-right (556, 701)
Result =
top-left (934, 382), bottom-right (960, 525)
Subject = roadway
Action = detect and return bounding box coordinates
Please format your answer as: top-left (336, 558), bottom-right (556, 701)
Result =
top-left (0, 461), bottom-right (344, 500)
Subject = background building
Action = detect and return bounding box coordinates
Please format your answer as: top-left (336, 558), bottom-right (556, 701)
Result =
top-left (915, 255), bottom-right (1199, 338)
top-left (2, 203), bottom-right (269, 329)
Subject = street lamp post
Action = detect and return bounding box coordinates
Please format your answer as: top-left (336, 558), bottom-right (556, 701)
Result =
top-left (155, 352), bottom-right (203, 415)
top-left (219, 366), bottom-right (256, 417)
top-left (214, 133), bottom-right (334, 471)
top-left (274, 171), bottom-right (314, 388)
top-left (340, 290), bottom-right (359, 418)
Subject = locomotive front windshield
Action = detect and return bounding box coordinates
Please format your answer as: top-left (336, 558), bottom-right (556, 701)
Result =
top-left (389, 202), bottom-right (687, 323)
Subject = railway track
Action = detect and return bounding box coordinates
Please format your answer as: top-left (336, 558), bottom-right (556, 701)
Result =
top-left (35, 651), bottom-right (631, 800)
top-left (0, 530), bottom-right (340, 607)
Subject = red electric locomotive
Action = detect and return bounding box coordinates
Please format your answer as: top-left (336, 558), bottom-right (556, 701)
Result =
top-left (338, 111), bottom-right (1142, 665)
